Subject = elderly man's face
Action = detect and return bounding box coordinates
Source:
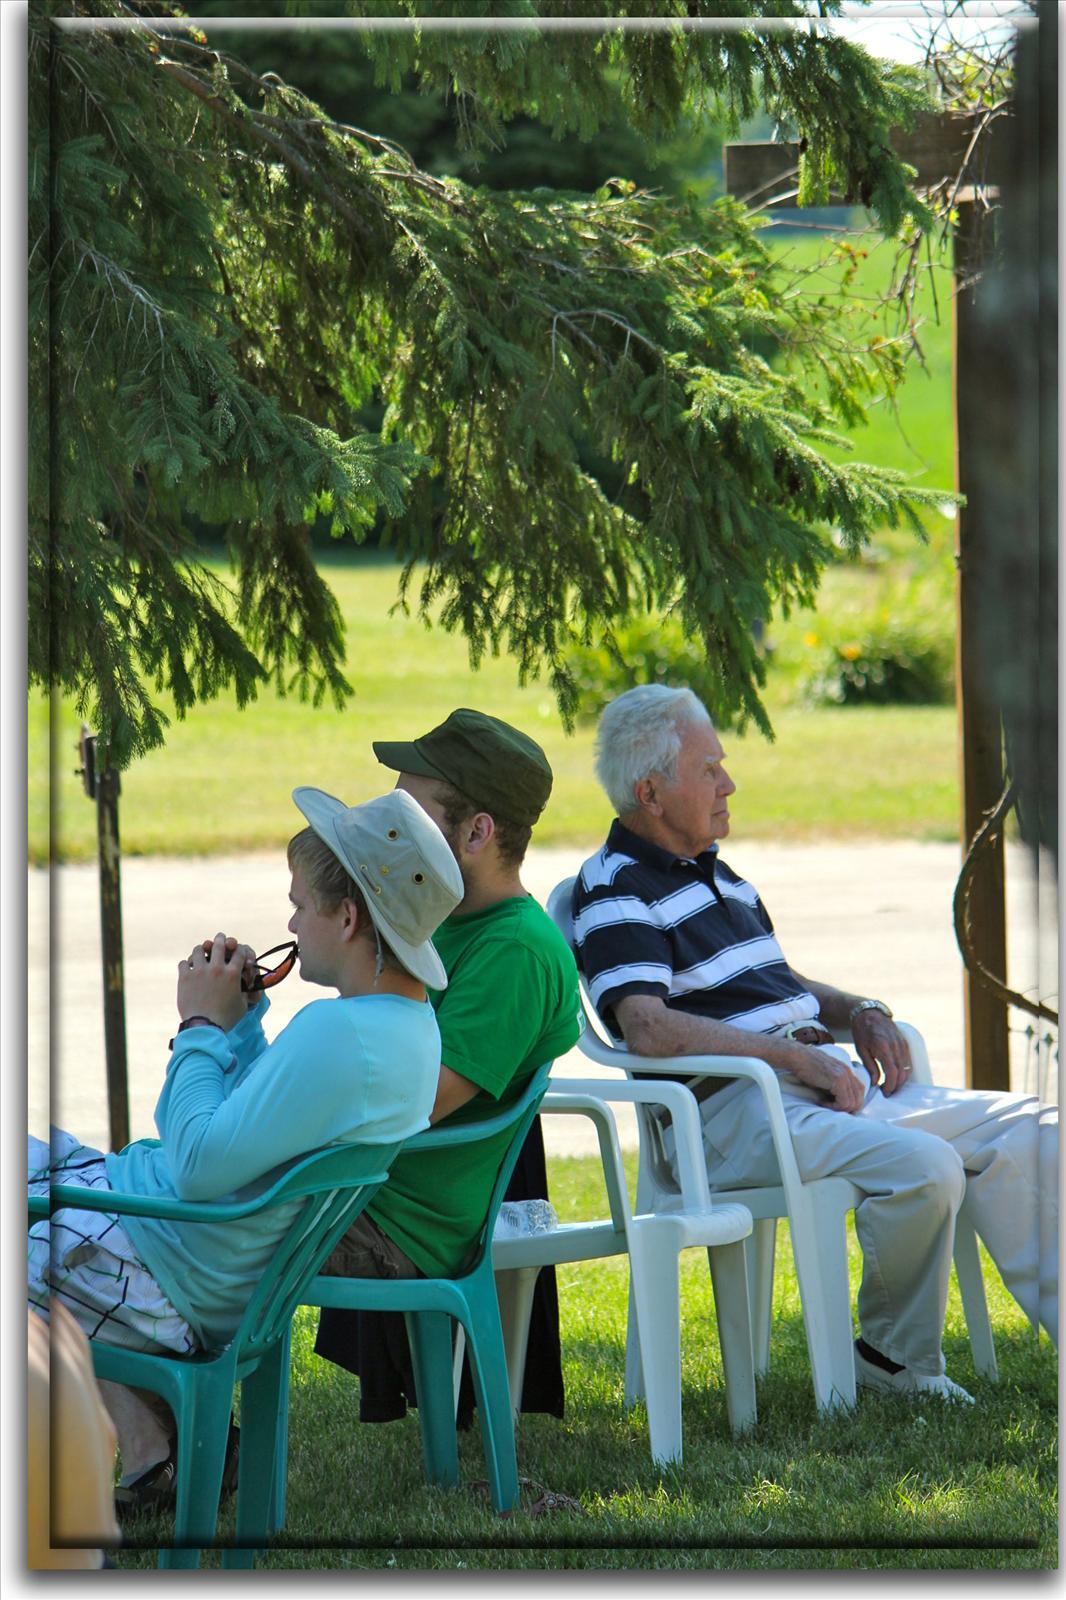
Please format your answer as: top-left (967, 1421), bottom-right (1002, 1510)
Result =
top-left (650, 721), bottom-right (736, 857)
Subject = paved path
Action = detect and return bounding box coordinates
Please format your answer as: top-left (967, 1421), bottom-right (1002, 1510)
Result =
top-left (28, 842), bottom-right (1056, 1160)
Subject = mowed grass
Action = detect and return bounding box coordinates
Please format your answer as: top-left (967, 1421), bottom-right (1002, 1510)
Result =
top-left (29, 554), bottom-right (960, 865)
top-left (110, 1153), bottom-right (1057, 1572)
top-left (764, 221), bottom-right (957, 524)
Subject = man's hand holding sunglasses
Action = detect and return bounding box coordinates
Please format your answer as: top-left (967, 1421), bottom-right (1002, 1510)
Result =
top-left (178, 933), bottom-right (258, 1033)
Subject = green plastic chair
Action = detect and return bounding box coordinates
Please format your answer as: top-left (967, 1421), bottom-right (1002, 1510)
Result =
top-left (29, 1138), bottom-right (400, 1569)
top-left (284, 1061), bottom-right (554, 1527)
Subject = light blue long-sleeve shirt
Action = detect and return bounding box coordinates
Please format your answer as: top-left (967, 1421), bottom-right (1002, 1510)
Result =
top-left (106, 991), bottom-right (439, 1350)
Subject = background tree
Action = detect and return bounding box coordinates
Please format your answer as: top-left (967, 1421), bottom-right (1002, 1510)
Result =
top-left (31, 0), bottom-right (942, 766)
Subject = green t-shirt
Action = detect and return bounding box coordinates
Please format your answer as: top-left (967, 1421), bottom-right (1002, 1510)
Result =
top-left (367, 893), bottom-right (582, 1277)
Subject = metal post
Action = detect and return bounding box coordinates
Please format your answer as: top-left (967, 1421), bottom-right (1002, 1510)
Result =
top-left (77, 726), bottom-right (130, 1151)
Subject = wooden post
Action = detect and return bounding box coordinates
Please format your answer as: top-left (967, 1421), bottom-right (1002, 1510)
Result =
top-left (77, 726), bottom-right (130, 1151)
top-left (951, 203), bottom-right (1010, 1089)
top-left (723, 111), bottom-right (1013, 1089)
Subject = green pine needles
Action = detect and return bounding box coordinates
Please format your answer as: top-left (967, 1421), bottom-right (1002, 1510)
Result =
top-left (30, 0), bottom-right (947, 765)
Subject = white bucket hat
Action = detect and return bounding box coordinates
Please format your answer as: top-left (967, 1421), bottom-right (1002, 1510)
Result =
top-left (292, 787), bottom-right (464, 989)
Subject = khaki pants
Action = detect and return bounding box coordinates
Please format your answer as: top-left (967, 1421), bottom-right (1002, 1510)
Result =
top-left (686, 1056), bottom-right (1058, 1375)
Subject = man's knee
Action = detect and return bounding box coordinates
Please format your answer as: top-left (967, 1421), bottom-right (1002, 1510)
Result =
top-left (914, 1138), bottom-right (966, 1215)
top-left (845, 1127), bottom-right (967, 1219)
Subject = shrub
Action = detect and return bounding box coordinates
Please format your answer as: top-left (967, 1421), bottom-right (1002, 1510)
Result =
top-left (799, 614), bottom-right (954, 707)
top-left (565, 616), bottom-right (725, 723)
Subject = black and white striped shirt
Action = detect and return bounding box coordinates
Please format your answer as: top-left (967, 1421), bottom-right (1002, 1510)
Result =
top-left (572, 819), bottom-right (819, 1039)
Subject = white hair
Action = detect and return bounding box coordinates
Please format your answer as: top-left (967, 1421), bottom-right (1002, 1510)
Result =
top-left (593, 684), bottom-right (712, 817)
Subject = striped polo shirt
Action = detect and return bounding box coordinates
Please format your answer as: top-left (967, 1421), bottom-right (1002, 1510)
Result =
top-left (572, 819), bottom-right (819, 1041)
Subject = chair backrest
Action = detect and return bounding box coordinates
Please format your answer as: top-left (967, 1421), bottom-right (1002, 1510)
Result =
top-left (234, 1140), bottom-right (402, 1360)
top-left (544, 876), bottom-right (575, 943)
top-left (398, 1060), bottom-right (553, 1278)
top-left (549, 874), bottom-right (689, 1203)
top-left (546, 875), bottom-right (616, 1048)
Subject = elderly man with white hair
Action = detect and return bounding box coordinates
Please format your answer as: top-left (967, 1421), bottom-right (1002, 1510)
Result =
top-left (572, 683), bottom-right (1057, 1404)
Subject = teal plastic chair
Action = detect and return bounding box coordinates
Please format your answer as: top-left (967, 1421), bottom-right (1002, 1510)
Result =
top-left (286, 1062), bottom-right (553, 1526)
top-left (29, 1138), bottom-right (400, 1569)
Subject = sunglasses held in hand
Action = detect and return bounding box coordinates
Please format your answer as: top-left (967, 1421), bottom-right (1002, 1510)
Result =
top-left (242, 941), bottom-right (299, 992)
top-left (192, 939), bottom-right (300, 992)
top-left (170, 940), bottom-right (299, 1051)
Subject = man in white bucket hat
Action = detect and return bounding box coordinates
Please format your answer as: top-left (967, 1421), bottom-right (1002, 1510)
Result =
top-left (28, 789), bottom-right (463, 1515)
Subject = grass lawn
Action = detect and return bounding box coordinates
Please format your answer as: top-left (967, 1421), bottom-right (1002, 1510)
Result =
top-left (110, 1153), bottom-right (1057, 1572)
top-left (764, 221), bottom-right (957, 528)
top-left (30, 553), bottom-right (961, 865)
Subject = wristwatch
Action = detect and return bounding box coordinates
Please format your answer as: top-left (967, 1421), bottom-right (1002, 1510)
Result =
top-left (177, 1016), bottom-right (224, 1034)
top-left (849, 998), bottom-right (893, 1025)
top-left (167, 1016), bottom-right (225, 1050)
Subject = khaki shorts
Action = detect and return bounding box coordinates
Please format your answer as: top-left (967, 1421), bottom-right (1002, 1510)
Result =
top-left (320, 1211), bottom-right (422, 1281)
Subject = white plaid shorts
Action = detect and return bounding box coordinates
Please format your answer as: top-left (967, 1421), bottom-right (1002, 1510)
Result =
top-left (28, 1129), bottom-right (197, 1356)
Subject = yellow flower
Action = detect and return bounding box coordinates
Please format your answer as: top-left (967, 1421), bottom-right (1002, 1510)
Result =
top-left (840, 643), bottom-right (862, 661)
top-left (803, 631), bottom-right (819, 648)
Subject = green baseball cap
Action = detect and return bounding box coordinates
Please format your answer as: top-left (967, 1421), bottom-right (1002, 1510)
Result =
top-left (373, 708), bottom-right (553, 827)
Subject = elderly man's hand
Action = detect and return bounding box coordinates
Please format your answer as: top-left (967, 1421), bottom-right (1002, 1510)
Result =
top-left (852, 1010), bottom-right (912, 1096)
top-left (788, 1043), bottom-right (866, 1113)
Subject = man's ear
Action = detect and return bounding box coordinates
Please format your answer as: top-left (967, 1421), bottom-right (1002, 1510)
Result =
top-left (632, 776), bottom-right (663, 817)
top-left (461, 811), bottom-right (496, 856)
top-left (338, 897), bottom-right (362, 943)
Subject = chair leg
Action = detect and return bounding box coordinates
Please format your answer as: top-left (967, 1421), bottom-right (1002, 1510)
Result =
top-left (811, 1198), bottom-right (857, 1409)
top-left (788, 1200), bottom-right (854, 1413)
top-left (405, 1311), bottom-right (460, 1490)
top-left (160, 1372), bottom-right (234, 1570)
top-left (623, 1271), bottom-right (645, 1410)
top-left (626, 1223), bottom-right (683, 1466)
top-left (708, 1239), bottom-right (757, 1436)
top-left (459, 1289), bottom-right (520, 1513)
top-left (270, 1323), bottom-right (291, 1531)
top-left (220, 1335), bottom-right (290, 1570)
top-left (953, 1212), bottom-right (998, 1380)
top-left (494, 1266), bottom-right (541, 1417)
top-left (745, 1221), bottom-right (776, 1377)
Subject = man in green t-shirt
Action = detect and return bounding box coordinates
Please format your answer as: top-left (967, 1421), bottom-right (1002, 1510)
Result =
top-left (314, 709), bottom-right (582, 1418)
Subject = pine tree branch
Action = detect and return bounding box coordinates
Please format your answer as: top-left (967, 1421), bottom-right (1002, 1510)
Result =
top-left (33, 0), bottom-right (957, 767)
top-left (153, 56), bottom-right (380, 259)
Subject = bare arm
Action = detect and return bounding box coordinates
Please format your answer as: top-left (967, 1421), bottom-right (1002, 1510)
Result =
top-left (614, 994), bottom-right (865, 1114)
top-left (791, 971), bottom-right (911, 1094)
top-left (429, 1062), bottom-right (482, 1124)
top-left (792, 973), bottom-right (868, 1031)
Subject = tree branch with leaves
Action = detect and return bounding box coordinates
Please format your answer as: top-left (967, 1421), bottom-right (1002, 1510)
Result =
top-left (32, 0), bottom-right (945, 764)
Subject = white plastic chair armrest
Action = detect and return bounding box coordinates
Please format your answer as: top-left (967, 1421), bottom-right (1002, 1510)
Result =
top-left (538, 1090), bottom-right (633, 1231)
top-left (546, 1077), bottom-right (713, 1211)
top-left (570, 1033), bottom-right (808, 1203)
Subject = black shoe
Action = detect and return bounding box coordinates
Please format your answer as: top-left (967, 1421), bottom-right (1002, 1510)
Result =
top-left (113, 1420), bottom-right (240, 1519)
top-left (114, 1441), bottom-right (177, 1517)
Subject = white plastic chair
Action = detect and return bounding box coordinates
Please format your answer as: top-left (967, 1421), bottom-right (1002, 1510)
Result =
top-left (490, 1079), bottom-right (756, 1464)
top-left (547, 876), bottom-right (998, 1414)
